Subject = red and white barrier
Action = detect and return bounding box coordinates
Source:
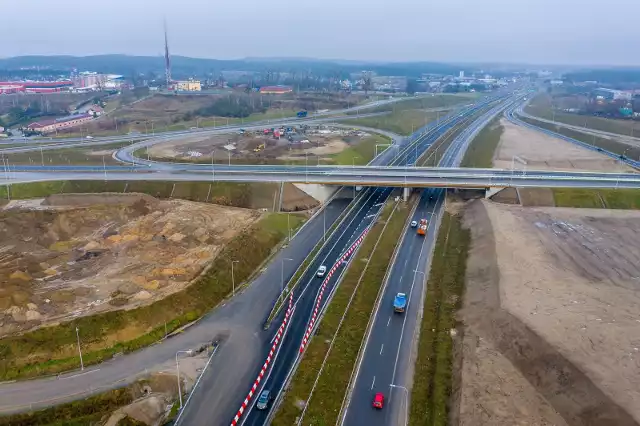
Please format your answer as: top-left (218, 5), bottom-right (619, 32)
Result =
top-left (299, 229), bottom-right (369, 354)
top-left (230, 291), bottom-right (294, 426)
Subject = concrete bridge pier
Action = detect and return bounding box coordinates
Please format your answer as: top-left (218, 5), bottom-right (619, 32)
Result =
top-left (403, 187), bottom-right (411, 201)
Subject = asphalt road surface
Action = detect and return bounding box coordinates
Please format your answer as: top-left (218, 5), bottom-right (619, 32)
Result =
top-left (342, 188), bottom-right (442, 426)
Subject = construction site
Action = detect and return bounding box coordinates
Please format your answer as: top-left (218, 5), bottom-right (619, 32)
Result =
top-left (451, 113), bottom-right (640, 426)
top-left (143, 125), bottom-right (384, 165)
top-left (0, 193), bottom-right (260, 337)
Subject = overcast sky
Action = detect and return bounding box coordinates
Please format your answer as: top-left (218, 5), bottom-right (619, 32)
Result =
top-left (2, 0), bottom-right (638, 66)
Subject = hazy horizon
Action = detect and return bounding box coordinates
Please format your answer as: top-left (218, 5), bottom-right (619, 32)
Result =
top-left (3, 0), bottom-right (639, 67)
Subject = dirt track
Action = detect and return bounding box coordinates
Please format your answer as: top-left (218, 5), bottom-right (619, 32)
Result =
top-left (456, 200), bottom-right (640, 426)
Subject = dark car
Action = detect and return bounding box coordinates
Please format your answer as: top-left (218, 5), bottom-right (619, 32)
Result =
top-left (256, 389), bottom-right (272, 410)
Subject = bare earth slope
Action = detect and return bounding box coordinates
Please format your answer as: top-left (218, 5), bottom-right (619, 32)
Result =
top-left (457, 200), bottom-right (640, 426)
top-left (0, 193), bottom-right (258, 337)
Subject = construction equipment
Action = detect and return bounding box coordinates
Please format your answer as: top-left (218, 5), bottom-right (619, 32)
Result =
top-left (253, 143), bottom-right (265, 153)
top-left (417, 218), bottom-right (427, 236)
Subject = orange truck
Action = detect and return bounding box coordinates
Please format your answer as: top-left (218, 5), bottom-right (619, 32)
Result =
top-left (417, 218), bottom-right (427, 236)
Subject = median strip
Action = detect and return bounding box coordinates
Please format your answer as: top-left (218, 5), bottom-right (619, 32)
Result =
top-left (272, 198), bottom-right (411, 425)
top-left (409, 211), bottom-right (470, 426)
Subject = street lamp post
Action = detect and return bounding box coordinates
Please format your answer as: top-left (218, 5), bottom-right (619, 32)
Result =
top-left (352, 156), bottom-right (359, 198)
top-left (211, 149), bottom-right (215, 182)
top-left (75, 326), bottom-right (84, 371)
top-left (175, 349), bottom-right (194, 409)
top-left (389, 384), bottom-right (409, 426)
top-left (281, 257), bottom-right (293, 301)
top-left (231, 260), bottom-right (239, 296)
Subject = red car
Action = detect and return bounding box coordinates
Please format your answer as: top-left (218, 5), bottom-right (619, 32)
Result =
top-left (372, 392), bottom-right (384, 409)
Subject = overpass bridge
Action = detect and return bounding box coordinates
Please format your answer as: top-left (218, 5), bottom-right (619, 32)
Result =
top-left (2, 167), bottom-right (639, 190)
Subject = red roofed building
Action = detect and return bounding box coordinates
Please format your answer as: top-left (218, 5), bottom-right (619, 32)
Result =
top-left (0, 81), bottom-right (73, 94)
top-left (259, 85), bottom-right (293, 94)
top-left (27, 114), bottom-right (93, 134)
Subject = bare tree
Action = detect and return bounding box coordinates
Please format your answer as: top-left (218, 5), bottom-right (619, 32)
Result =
top-left (362, 71), bottom-right (373, 96)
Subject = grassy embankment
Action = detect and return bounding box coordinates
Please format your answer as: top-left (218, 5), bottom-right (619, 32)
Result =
top-left (552, 188), bottom-right (640, 209)
top-left (3, 142), bottom-right (131, 166)
top-left (460, 117), bottom-right (504, 168)
top-left (409, 211), bottom-right (470, 426)
top-left (0, 182), bottom-right (305, 380)
top-left (525, 94), bottom-right (638, 137)
top-left (272, 200), bottom-right (411, 425)
top-left (0, 388), bottom-right (142, 426)
top-left (338, 94), bottom-right (479, 135)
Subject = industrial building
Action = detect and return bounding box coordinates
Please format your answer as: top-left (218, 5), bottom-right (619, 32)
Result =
top-left (0, 81), bottom-right (74, 94)
top-left (259, 85), bottom-right (293, 94)
top-left (26, 113), bottom-right (93, 134)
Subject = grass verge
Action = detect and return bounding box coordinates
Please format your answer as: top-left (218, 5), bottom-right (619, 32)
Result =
top-left (409, 211), bottom-right (470, 426)
top-left (339, 110), bottom-right (443, 136)
top-left (4, 142), bottom-right (131, 166)
top-left (0, 212), bottom-right (304, 381)
top-left (552, 188), bottom-right (640, 209)
top-left (272, 199), bottom-right (411, 425)
top-left (460, 117), bottom-right (504, 168)
top-left (0, 180), bottom-right (283, 210)
top-left (0, 387), bottom-right (133, 426)
top-left (347, 94), bottom-right (478, 115)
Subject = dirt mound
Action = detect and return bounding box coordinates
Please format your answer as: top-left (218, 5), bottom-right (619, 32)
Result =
top-left (0, 197), bottom-right (258, 337)
top-left (456, 200), bottom-right (640, 426)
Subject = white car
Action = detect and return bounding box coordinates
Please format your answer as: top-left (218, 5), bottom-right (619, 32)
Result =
top-left (317, 265), bottom-right (327, 278)
top-left (410, 220), bottom-right (418, 228)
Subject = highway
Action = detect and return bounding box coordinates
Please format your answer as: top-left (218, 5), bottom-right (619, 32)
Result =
top-left (232, 92), bottom-right (518, 426)
top-left (338, 95), bottom-right (513, 426)
top-left (169, 92), bottom-right (511, 426)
